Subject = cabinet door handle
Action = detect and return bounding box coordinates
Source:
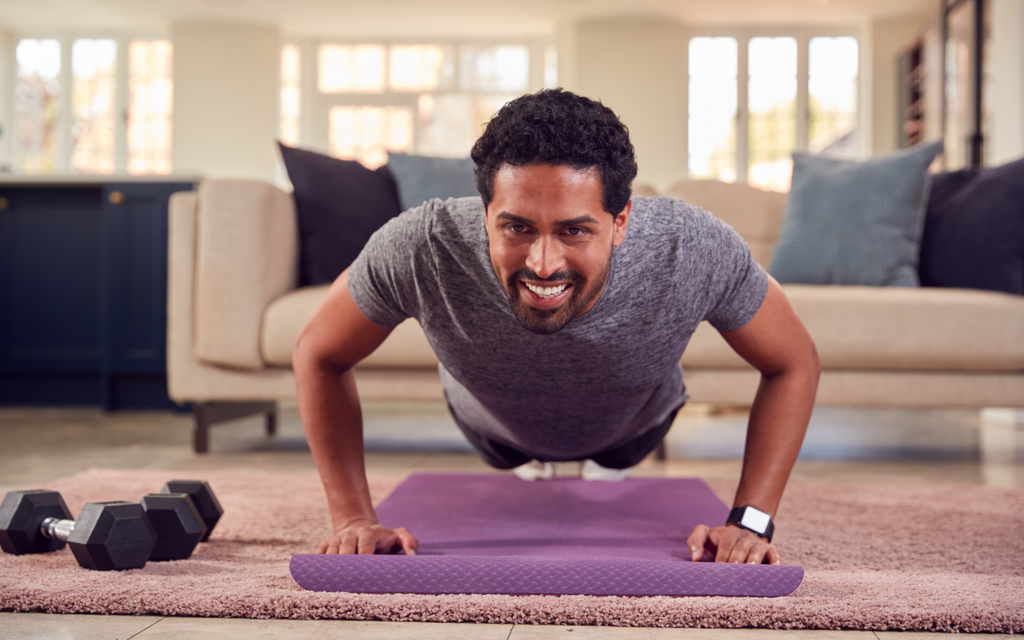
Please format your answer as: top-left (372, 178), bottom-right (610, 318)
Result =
top-left (109, 191), bottom-right (125, 205)
top-left (0, 197), bottom-right (8, 211)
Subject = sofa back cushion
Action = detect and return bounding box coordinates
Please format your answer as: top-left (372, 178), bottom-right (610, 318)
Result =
top-left (387, 152), bottom-right (479, 212)
top-left (919, 155), bottom-right (1024, 295)
top-left (279, 143), bottom-right (402, 286)
top-left (767, 140), bottom-right (943, 287)
top-left (662, 179), bottom-right (786, 268)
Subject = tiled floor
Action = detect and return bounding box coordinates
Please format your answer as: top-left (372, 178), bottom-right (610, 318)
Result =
top-left (1, 402), bottom-right (1022, 638)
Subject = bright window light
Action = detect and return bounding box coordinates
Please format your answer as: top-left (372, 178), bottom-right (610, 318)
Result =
top-left (748, 37), bottom-right (797, 192)
top-left (71, 39), bottom-right (118, 175)
top-left (14, 39), bottom-right (62, 174)
top-left (688, 37), bottom-right (738, 182)
top-left (809, 37), bottom-right (859, 157)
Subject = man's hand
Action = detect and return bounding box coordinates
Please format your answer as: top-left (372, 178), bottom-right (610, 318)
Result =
top-left (687, 524), bottom-right (781, 565)
top-left (317, 518), bottom-right (419, 555)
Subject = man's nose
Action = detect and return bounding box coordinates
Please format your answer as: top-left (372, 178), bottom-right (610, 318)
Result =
top-left (525, 234), bottom-right (565, 279)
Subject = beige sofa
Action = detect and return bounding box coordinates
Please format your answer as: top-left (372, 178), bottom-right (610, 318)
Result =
top-left (167, 180), bottom-right (1024, 452)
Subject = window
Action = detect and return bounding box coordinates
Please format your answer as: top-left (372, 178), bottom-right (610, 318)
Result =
top-left (285, 40), bottom-right (546, 169)
top-left (688, 37), bottom-right (738, 182)
top-left (747, 37), bottom-right (797, 191)
top-left (279, 44), bottom-right (301, 147)
top-left (808, 37), bottom-right (859, 157)
top-left (14, 39), bottom-right (61, 174)
top-left (127, 40), bottom-right (174, 175)
top-left (10, 37), bottom-right (173, 175)
top-left (71, 39), bottom-right (117, 174)
top-left (688, 31), bottom-right (859, 191)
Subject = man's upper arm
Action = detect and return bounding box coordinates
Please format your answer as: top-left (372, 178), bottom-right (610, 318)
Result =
top-left (294, 268), bottom-right (395, 371)
top-left (718, 277), bottom-right (819, 377)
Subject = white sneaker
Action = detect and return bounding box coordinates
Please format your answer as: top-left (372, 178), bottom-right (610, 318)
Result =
top-left (512, 460), bottom-right (555, 481)
top-left (580, 459), bottom-right (632, 481)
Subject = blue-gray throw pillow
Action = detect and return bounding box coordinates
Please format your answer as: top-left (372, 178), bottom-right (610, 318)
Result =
top-left (919, 156), bottom-right (1024, 295)
top-left (768, 139), bottom-right (943, 287)
top-left (387, 152), bottom-right (478, 212)
top-left (278, 143), bottom-right (401, 286)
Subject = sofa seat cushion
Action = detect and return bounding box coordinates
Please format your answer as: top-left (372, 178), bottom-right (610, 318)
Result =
top-left (261, 285), bottom-right (440, 369)
top-left (681, 285), bottom-right (1024, 371)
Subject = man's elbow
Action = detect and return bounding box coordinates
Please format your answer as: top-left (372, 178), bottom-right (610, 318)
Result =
top-left (293, 329), bottom-right (350, 378)
top-left (807, 338), bottom-right (821, 380)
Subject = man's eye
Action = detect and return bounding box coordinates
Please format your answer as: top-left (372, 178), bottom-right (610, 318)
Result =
top-left (565, 227), bottom-right (587, 236)
top-left (508, 224), bottom-right (527, 233)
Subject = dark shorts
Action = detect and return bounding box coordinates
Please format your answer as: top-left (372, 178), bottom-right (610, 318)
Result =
top-left (446, 402), bottom-right (683, 470)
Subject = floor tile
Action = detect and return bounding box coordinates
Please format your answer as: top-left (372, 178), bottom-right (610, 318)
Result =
top-left (510, 627), bottom-right (879, 639)
top-left (875, 633), bottom-right (1013, 640)
top-left (0, 612), bottom-right (162, 640)
top-left (135, 617), bottom-right (513, 639)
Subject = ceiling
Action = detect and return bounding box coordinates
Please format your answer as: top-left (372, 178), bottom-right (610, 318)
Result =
top-left (0, 0), bottom-right (938, 38)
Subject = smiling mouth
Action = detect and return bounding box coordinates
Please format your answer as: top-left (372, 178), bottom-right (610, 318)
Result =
top-left (523, 282), bottom-right (570, 299)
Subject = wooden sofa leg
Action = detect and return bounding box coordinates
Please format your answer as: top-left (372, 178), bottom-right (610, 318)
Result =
top-left (266, 406), bottom-right (278, 437)
top-left (193, 411), bottom-right (210, 454)
top-left (654, 439), bottom-right (668, 461)
top-left (191, 401), bottom-right (278, 453)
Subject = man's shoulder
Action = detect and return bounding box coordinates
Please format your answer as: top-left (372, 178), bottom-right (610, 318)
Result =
top-left (629, 195), bottom-right (730, 242)
top-left (375, 196), bottom-right (484, 247)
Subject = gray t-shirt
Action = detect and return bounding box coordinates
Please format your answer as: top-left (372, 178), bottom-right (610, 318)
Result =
top-left (348, 195), bottom-right (768, 460)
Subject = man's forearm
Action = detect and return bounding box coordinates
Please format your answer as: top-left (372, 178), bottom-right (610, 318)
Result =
top-left (295, 356), bottom-right (377, 532)
top-left (733, 362), bottom-right (819, 518)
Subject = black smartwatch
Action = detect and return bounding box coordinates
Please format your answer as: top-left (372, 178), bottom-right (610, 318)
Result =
top-left (727, 505), bottom-right (774, 542)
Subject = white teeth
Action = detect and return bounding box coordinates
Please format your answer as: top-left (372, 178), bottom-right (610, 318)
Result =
top-left (524, 282), bottom-right (568, 299)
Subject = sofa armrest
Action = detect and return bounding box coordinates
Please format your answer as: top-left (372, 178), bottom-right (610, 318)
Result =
top-left (193, 180), bottom-right (298, 370)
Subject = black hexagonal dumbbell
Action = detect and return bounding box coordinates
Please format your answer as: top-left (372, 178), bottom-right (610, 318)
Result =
top-left (0, 490), bottom-right (157, 571)
top-left (139, 493), bottom-right (207, 561)
top-left (160, 480), bottom-right (223, 542)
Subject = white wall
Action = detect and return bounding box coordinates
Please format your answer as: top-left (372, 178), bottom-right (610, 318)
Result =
top-left (560, 18), bottom-right (687, 191)
top-left (171, 22), bottom-right (280, 182)
top-left (990, 0), bottom-right (1024, 164)
top-left (870, 12), bottom-right (935, 156)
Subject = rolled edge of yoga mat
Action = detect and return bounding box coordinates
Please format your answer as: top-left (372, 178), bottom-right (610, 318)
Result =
top-left (289, 554), bottom-right (805, 597)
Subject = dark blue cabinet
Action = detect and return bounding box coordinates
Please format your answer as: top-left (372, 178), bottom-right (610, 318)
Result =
top-left (0, 179), bottom-right (194, 410)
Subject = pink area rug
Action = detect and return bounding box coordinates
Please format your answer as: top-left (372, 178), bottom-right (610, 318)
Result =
top-left (0, 468), bottom-right (1022, 632)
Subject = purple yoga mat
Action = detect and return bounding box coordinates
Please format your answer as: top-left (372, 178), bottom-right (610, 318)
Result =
top-left (291, 474), bottom-right (804, 597)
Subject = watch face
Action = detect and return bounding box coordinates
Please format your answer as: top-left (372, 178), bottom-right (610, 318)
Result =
top-left (740, 507), bottom-right (771, 534)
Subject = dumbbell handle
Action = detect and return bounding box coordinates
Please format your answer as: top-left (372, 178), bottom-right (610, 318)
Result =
top-left (40, 517), bottom-right (75, 542)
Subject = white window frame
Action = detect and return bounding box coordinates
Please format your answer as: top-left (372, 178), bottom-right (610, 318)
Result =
top-left (283, 37), bottom-right (551, 159)
top-left (685, 24), bottom-right (869, 183)
top-left (0, 29), bottom-right (169, 175)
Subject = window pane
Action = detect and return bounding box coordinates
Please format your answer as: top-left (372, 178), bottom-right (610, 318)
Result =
top-left (390, 45), bottom-right (454, 92)
top-left (417, 93), bottom-right (511, 157)
top-left (544, 46), bottom-right (558, 89)
top-left (280, 44), bottom-right (301, 146)
top-left (809, 37), bottom-right (858, 158)
top-left (70, 39), bottom-right (117, 175)
top-left (319, 44), bottom-right (385, 93)
top-left (14, 39), bottom-right (61, 174)
top-left (128, 40), bottom-right (174, 175)
top-left (688, 37), bottom-right (737, 182)
top-left (748, 37), bottom-right (796, 192)
top-left (945, 2), bottom-right (973, 170)
top-left (329, 105), bottom-right (413, 169)
top-left (459, 45), bottom-right (529, 92)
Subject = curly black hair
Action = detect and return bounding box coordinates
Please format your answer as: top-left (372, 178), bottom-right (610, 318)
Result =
top-left (471, 89), bottom-right (637, 217)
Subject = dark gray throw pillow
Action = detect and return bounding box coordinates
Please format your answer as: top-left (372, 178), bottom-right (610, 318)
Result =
top-left (918, 156), bottom-right (1024, 295)
top-left (387, 152), bottom-right (479, 212)
top-left (278, 143), bottom-right (401, 286)
top-left (769, 140), bottom-right (943, 287)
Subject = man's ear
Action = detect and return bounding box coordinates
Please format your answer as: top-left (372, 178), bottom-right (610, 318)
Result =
top-left (611, 199), bottom-right (632, 248)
